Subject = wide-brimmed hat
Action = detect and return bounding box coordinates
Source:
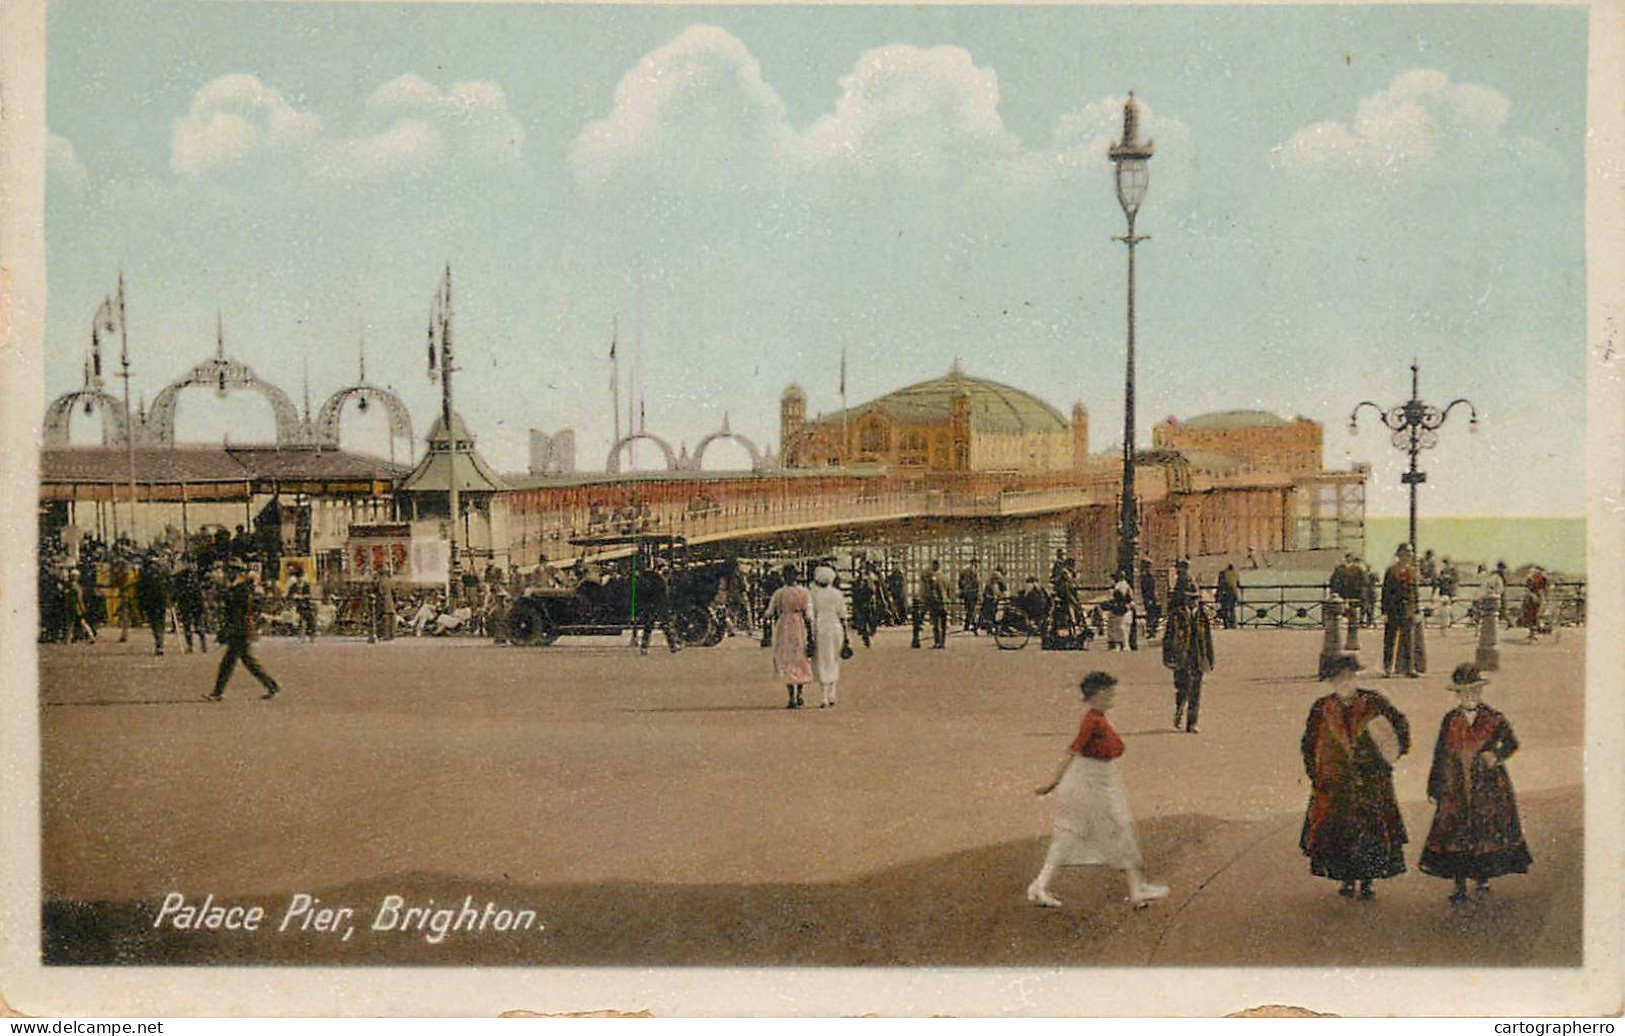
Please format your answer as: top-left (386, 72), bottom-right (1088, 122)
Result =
top-left (814, 566), bottom-right (836, 586)
top-left (1320, 654), bottom-right (1366, 680)
top-left (1449, 663), bottom-right (1490, 690)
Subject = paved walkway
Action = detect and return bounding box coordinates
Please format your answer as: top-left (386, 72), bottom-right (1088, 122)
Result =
top-left (39, 622), bottom-right (1584, 966)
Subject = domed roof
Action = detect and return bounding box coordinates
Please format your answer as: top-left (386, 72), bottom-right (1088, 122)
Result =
top-left (853, 367), bottom-right (1067, 435)
top-left (1178, 409), bottom-right (1289, 430)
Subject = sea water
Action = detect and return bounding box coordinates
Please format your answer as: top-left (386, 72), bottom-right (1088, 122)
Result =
top-left (1363, 516), bottom-right (1587, 577)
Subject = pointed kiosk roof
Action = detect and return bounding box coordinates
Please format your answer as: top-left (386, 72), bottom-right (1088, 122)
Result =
top-left (399, 410), bottom-right (509, 494)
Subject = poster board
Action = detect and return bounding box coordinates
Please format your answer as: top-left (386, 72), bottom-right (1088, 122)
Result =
top-left (346, 523), bottom-right (448, 586)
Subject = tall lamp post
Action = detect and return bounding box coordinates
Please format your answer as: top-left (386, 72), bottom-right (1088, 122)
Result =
top-left (1349, 360), bottom-right (1479, 555)
top-left (1109, 92), bottom-right (1154, 577)
top-left (427, 263), bottom-right (460, 579)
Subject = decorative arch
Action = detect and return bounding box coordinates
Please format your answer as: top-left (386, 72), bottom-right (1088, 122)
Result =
top-left (605, 432), bottom-right (680, 474)
top-left (43, 390), bottom-right (131, 447)
top-left (690, 430), bottom-right (766, 472)
top-left (314, 385), bottom-right (414, 450)
top-left (146, 355), bottom-right (303, 446)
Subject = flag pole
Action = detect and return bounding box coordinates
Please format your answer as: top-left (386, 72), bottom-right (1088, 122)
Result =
top-left (610, 315), bottom-right (621, 451)
top-left (439, 264), bottom-right (460, 582)
top-left (117, 272), bottom-right (137, 543)
top-left (839, 343), bottom-right (849, 468)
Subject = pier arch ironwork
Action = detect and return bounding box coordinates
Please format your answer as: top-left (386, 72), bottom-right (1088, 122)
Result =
top-left (690, 428), bottom-right (767, 472)
top-left (146, 354), bottom-right (303, 446)
top-left (605, 432), bottom-right (680, 474)
top-left (313, 385), bottom-right (414, 450)
top-left (43, 389), bottom-right (133, 446)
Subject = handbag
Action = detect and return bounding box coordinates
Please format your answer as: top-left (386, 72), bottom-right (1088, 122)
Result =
top-left (840, 631), bottom-right (854, 660)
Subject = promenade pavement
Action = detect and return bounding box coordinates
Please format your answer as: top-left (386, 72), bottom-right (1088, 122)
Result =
top-left (38, 620), bottom-right (1583, 966)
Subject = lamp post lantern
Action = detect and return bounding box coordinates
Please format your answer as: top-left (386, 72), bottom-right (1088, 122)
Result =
top-left (1109, 92), bottom-right (1153, 577)
top-left (1349, 360), bottom-right (1479, 555)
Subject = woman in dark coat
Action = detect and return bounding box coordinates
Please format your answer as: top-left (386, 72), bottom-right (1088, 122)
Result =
top-left (1419, 664), bottom-right (1533, 902)
top-left (1300, 655), bottom-right (1412, 899)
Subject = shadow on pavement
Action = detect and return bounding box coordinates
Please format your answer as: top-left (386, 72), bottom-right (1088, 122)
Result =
top-left (619, 706), bottom-right (794, 714)
top-left (43, 791), bottom-right (1581, 969)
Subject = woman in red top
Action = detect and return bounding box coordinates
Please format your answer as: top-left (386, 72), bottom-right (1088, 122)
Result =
top-left (1027, 672), bottom-right (1170, 909)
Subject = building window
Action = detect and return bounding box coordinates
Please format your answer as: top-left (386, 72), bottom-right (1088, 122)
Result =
top-left (900, 429), bottom-right (929, 467)
top-left (859, 420), bottom-right (888, 456)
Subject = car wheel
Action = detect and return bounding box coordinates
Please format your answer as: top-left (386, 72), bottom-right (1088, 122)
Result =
top-left (993, 613), bottom-right (1031, 651)
top-left (672, 607), bottom-right (715, 647)
top-left (507, 603), bottom-right (559, 647)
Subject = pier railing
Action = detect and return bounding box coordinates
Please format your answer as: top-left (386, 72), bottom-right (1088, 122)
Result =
top-left (1223, 580), bottom-right (1587, 631)
top-left (507, 485), bottom-right (1102, 567)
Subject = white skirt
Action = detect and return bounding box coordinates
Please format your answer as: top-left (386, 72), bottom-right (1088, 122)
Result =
top-left (1047, 756), bottom-right (1143, 869)
top-left (1107, 609), bottom-right (1131, 642)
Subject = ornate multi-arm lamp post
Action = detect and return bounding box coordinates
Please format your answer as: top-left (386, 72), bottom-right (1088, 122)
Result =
top-left (1109, 92), bottom-right (1154, 577)
top-left (1349, 360), bottom-right (1479, 555)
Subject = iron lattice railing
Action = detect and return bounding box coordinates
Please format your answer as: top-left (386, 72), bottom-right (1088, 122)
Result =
top-left (1224, 580), bottom-right (1587, 631)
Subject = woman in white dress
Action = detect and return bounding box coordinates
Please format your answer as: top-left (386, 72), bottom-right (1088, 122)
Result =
top-left (1028, 671), bottom-right (1170, 909)
top-left (808, 565), bottom-right (849, 709)
top-left (1106, 572), bottom-right (1135, 651)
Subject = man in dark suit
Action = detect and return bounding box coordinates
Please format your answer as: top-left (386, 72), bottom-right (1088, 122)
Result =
top-left (1381, 544), bottom-right (1420, 678)
top-left (1163, 560), bottom-right (1215, 733)
top-left (922, 560), bottom-right (950, 648)
top-left (635, 557), bottom-right (679, 655)
top-left (1138, 557), bottom-right (1163, 639)
top-left (1215, 563), bottom-right (1242, 629)
top-left (851, 567), bottom-right (877, 648)
top-left (957, 561), bottom-right (981, 634)
top-left (173, 557), bottom-right (209, 653)
top-left (286, 563), bottom-right (317, 643)
top-left (884, 566), bottom-right (907, 627)
top-left (135, 552), bottom-right (171, 657)
top-left (1020, 576), bottom-right (1051, 634)
top-left (207, 561), bottom-right (282, 701)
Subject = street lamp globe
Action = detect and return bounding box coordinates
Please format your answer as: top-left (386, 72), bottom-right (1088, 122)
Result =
top-left (1109, 93), bottom-right (1155, 221)
top-left (1115, 157), bottom-right (1150, 218)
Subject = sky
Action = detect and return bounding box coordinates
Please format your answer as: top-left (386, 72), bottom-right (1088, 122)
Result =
top-left (43, 2), bottom-right (1588, 516)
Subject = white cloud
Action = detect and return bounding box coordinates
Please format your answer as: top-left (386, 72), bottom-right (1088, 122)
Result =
top-left (353, 75), bottom-right (526, 174)
top-left (801, 44), bottom-right (1018, 178)
top-left (1274, 69), bottom-right (1531, 181)
top-left (170, 73), bottom-right (524, 183)
top-left (568, 26), bottom-right (794, 190)
top-left (47, 133), bottom-right (90, 188)
top-left (170, 74), bottom-right (324, 175)
top-left (569, 26), bottom-right (1191, 203)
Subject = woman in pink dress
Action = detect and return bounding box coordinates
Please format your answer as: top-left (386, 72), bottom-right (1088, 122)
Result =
top-left (764, 565), bottom-right (813, 709)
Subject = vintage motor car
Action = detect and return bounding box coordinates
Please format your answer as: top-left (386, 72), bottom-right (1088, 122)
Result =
top-left (505, 534), bottom-right (727, 648)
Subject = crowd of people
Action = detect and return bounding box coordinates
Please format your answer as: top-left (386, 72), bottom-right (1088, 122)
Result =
top-left (39, 530), bottom-right (1553, 915)
top-left (1328, 549), bottom-right (1569, 639)
top-left (38, 526), bottom-right (270, 652)
top-left (743, 545), bottom-right (1541, 912)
